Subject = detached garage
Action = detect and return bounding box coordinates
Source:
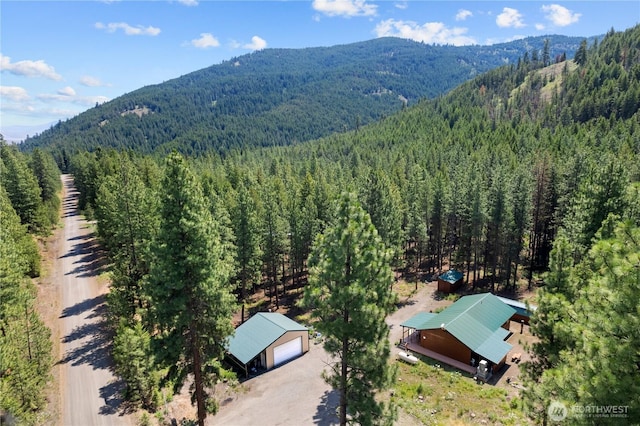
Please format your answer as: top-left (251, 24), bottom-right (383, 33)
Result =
top-left (226, 312), bottom-right (309, 377)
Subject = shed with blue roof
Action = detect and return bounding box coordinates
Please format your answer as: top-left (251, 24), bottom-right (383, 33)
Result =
top-left (437, 269), bottom-right (464, 293)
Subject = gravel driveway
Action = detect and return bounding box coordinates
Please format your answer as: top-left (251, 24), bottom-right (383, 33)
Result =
top-left (212, 281), bottom-right (449, 426)
top-left (212, 339), bottom-right (338, 425)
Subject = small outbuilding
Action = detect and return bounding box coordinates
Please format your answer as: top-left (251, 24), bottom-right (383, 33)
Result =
top-left (437, 270), bottom-right (464, 293)
top-left (226, 312), bottom-right (309, 377)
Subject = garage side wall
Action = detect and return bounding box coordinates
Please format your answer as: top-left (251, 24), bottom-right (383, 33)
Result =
top-left (265, 330), bottom-right (309, 369)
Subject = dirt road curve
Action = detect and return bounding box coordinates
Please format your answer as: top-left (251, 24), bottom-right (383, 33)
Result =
top-left (57, 175), bottom-right (133, 426)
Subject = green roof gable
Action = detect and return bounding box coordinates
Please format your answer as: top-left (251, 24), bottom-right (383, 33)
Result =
top-left (418, 293), bottom-right (516, 364)
top-left (401, 312), bottom-right (438, 329)
top-left (226, 313), bottom-right (308, 365)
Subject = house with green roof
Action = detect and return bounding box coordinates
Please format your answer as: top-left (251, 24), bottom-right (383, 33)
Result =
top-left (226, 312), bottom-right (309, 377)
top-left (405, 293), bottom-right (516, 374)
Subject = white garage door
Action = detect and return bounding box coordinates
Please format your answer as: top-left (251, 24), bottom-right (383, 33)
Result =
top-left (273, 336), bottom-right (302, 366)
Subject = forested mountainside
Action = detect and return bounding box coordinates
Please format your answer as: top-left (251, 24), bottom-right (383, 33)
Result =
top-left (63, 25), bottom-right (640, 422)
top-left (19, 35), bottom-right (584, 164)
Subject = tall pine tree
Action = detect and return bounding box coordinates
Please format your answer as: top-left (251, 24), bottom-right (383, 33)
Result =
top-left (302, 192), bottom-right (397, 426)
top-left (145, 152), bottom-right (236, 426)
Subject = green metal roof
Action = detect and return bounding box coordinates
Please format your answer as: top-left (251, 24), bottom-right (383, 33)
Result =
top-left (497, 296), bottom-right (537, 317)
top-left (438, 270), bottom-right (464, 284)
top-left (400, 312), bottom-right (438, 329)
top-left (417, 293), bottom-right (516, 364)
top-left (226, 313), bottom-right (308, 365)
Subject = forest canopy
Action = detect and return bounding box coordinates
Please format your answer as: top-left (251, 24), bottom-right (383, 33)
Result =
top-left (9, 24), bottom-right (640, 424)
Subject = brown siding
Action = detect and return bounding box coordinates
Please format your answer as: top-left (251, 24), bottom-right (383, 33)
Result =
top-left (437, 278), bottom-right (462, 293)
top-left (420, 329), bottom-right (471, 365)
top-left (493, 354), bottom-right (507, 373)
top-left (437, 279), bottom-right (453, 293)
top-left (511, 313), bottom-right (530, 325)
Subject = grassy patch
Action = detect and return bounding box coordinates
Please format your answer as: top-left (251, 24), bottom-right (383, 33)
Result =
top-left (393, 281), bottom-right (420, 301)
top-left (389, 354), bottom-right (529, 425)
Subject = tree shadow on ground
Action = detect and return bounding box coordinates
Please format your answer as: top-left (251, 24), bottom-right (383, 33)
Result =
top-left (61, 237), bottom-right (110, 278)
top-left (313, 389), bottom-right (340, 425)
top-left (59, 301), bottom-right (112, 371)
top-left (60, 238), bottom-right (99, 259)
top-left (98, 379), bottom-right (130, 416)
top-left (60, 298), bottom-right (132, 417)
top-left (60, 294), bottom-right (104, 318)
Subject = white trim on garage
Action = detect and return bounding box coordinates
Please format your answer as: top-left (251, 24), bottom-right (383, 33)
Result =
top-left (273, 336), bottom-right (303, 366)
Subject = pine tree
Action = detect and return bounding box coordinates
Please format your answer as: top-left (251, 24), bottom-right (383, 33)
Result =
top-left (0, 143), bottom-right (45, 233)
top-left (112, 321), bottom-right (157, 408)
top-left (0, 184), bottom-right (52, 425)
top-left (542, 38), bottom-right (551, 67)
top-left (145, 152), bottom-right (236, 426)
top-left (231, 183), bottom-right (262, 306)
top-left (302, 192), bottom-right (397, 426)
top-left (260, 177), bottom-right (288, 309)
top-left (485, 167), bottom-right (508, 291)
top-left (430, 172), bottom-right (447, 271)
top-left (522, 218), bottom-right (640, 423)
top-left (29, 148), bottom-right (61, 228)
top-left (362, 169), bottom-right (404, 264)
top-left (575, 39), bottom-right (588, 66)
top-left (95, 157), bottom-right (158, 321)
top-left (405, 167), bottom-right (428, 277)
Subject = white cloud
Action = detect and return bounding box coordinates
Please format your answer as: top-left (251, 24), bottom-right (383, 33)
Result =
top-left (542, 4), bottom-right (581, 27)
top-left (374, 19), bottom-right (476, 46)
top-left (312, 0), bottom-right (377, 17)
top-left (244, 36), bottom-right (267, 50)
top-left (0, 103), bottom-right (36, 114)
top-left (455, 9), bottom-right (472, 21)
top-left (191, 33), bottom-right (220, 49)
top-left (178, 0), bottom-right (198, 6)
top-left (0, 86), bottom-right (30, 101)
top-left (535, 23), bottom-right (546, 31)
top-left (0, 54), bottom-right (62, 80)
top-left (496, 7), bottom-right (525, 28)
top-left (95, 22), bottom-right (161, 36)
top-left (395, 2), bottom-right (408, 10)
top-left (80, 75), bottom-right (107, 87)
top-left (37, 92), bottom-right (109, 106)
top-left (57, 86), bottom-right (76, 97)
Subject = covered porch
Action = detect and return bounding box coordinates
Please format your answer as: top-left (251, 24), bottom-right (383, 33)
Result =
top-left (398, 331), bottom-right (476, 375)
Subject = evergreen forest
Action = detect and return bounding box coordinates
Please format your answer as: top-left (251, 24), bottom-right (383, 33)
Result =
top-left (0, 140), bottom-right (60, 424)
top-left (4, 25), bottom-right (640, 425)
top-left (20, 35), bottom-right (584, 160)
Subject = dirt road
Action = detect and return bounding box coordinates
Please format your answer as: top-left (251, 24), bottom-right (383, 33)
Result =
top-left (56, 174), bottom-right (133, 426)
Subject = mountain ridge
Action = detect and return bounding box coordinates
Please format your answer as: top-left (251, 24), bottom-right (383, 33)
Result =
top-left (20, 35), bottom-right (586, 162)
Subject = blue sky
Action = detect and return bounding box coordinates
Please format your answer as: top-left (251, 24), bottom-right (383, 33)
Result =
top-left (1, 1), bottom-right (638, 142)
